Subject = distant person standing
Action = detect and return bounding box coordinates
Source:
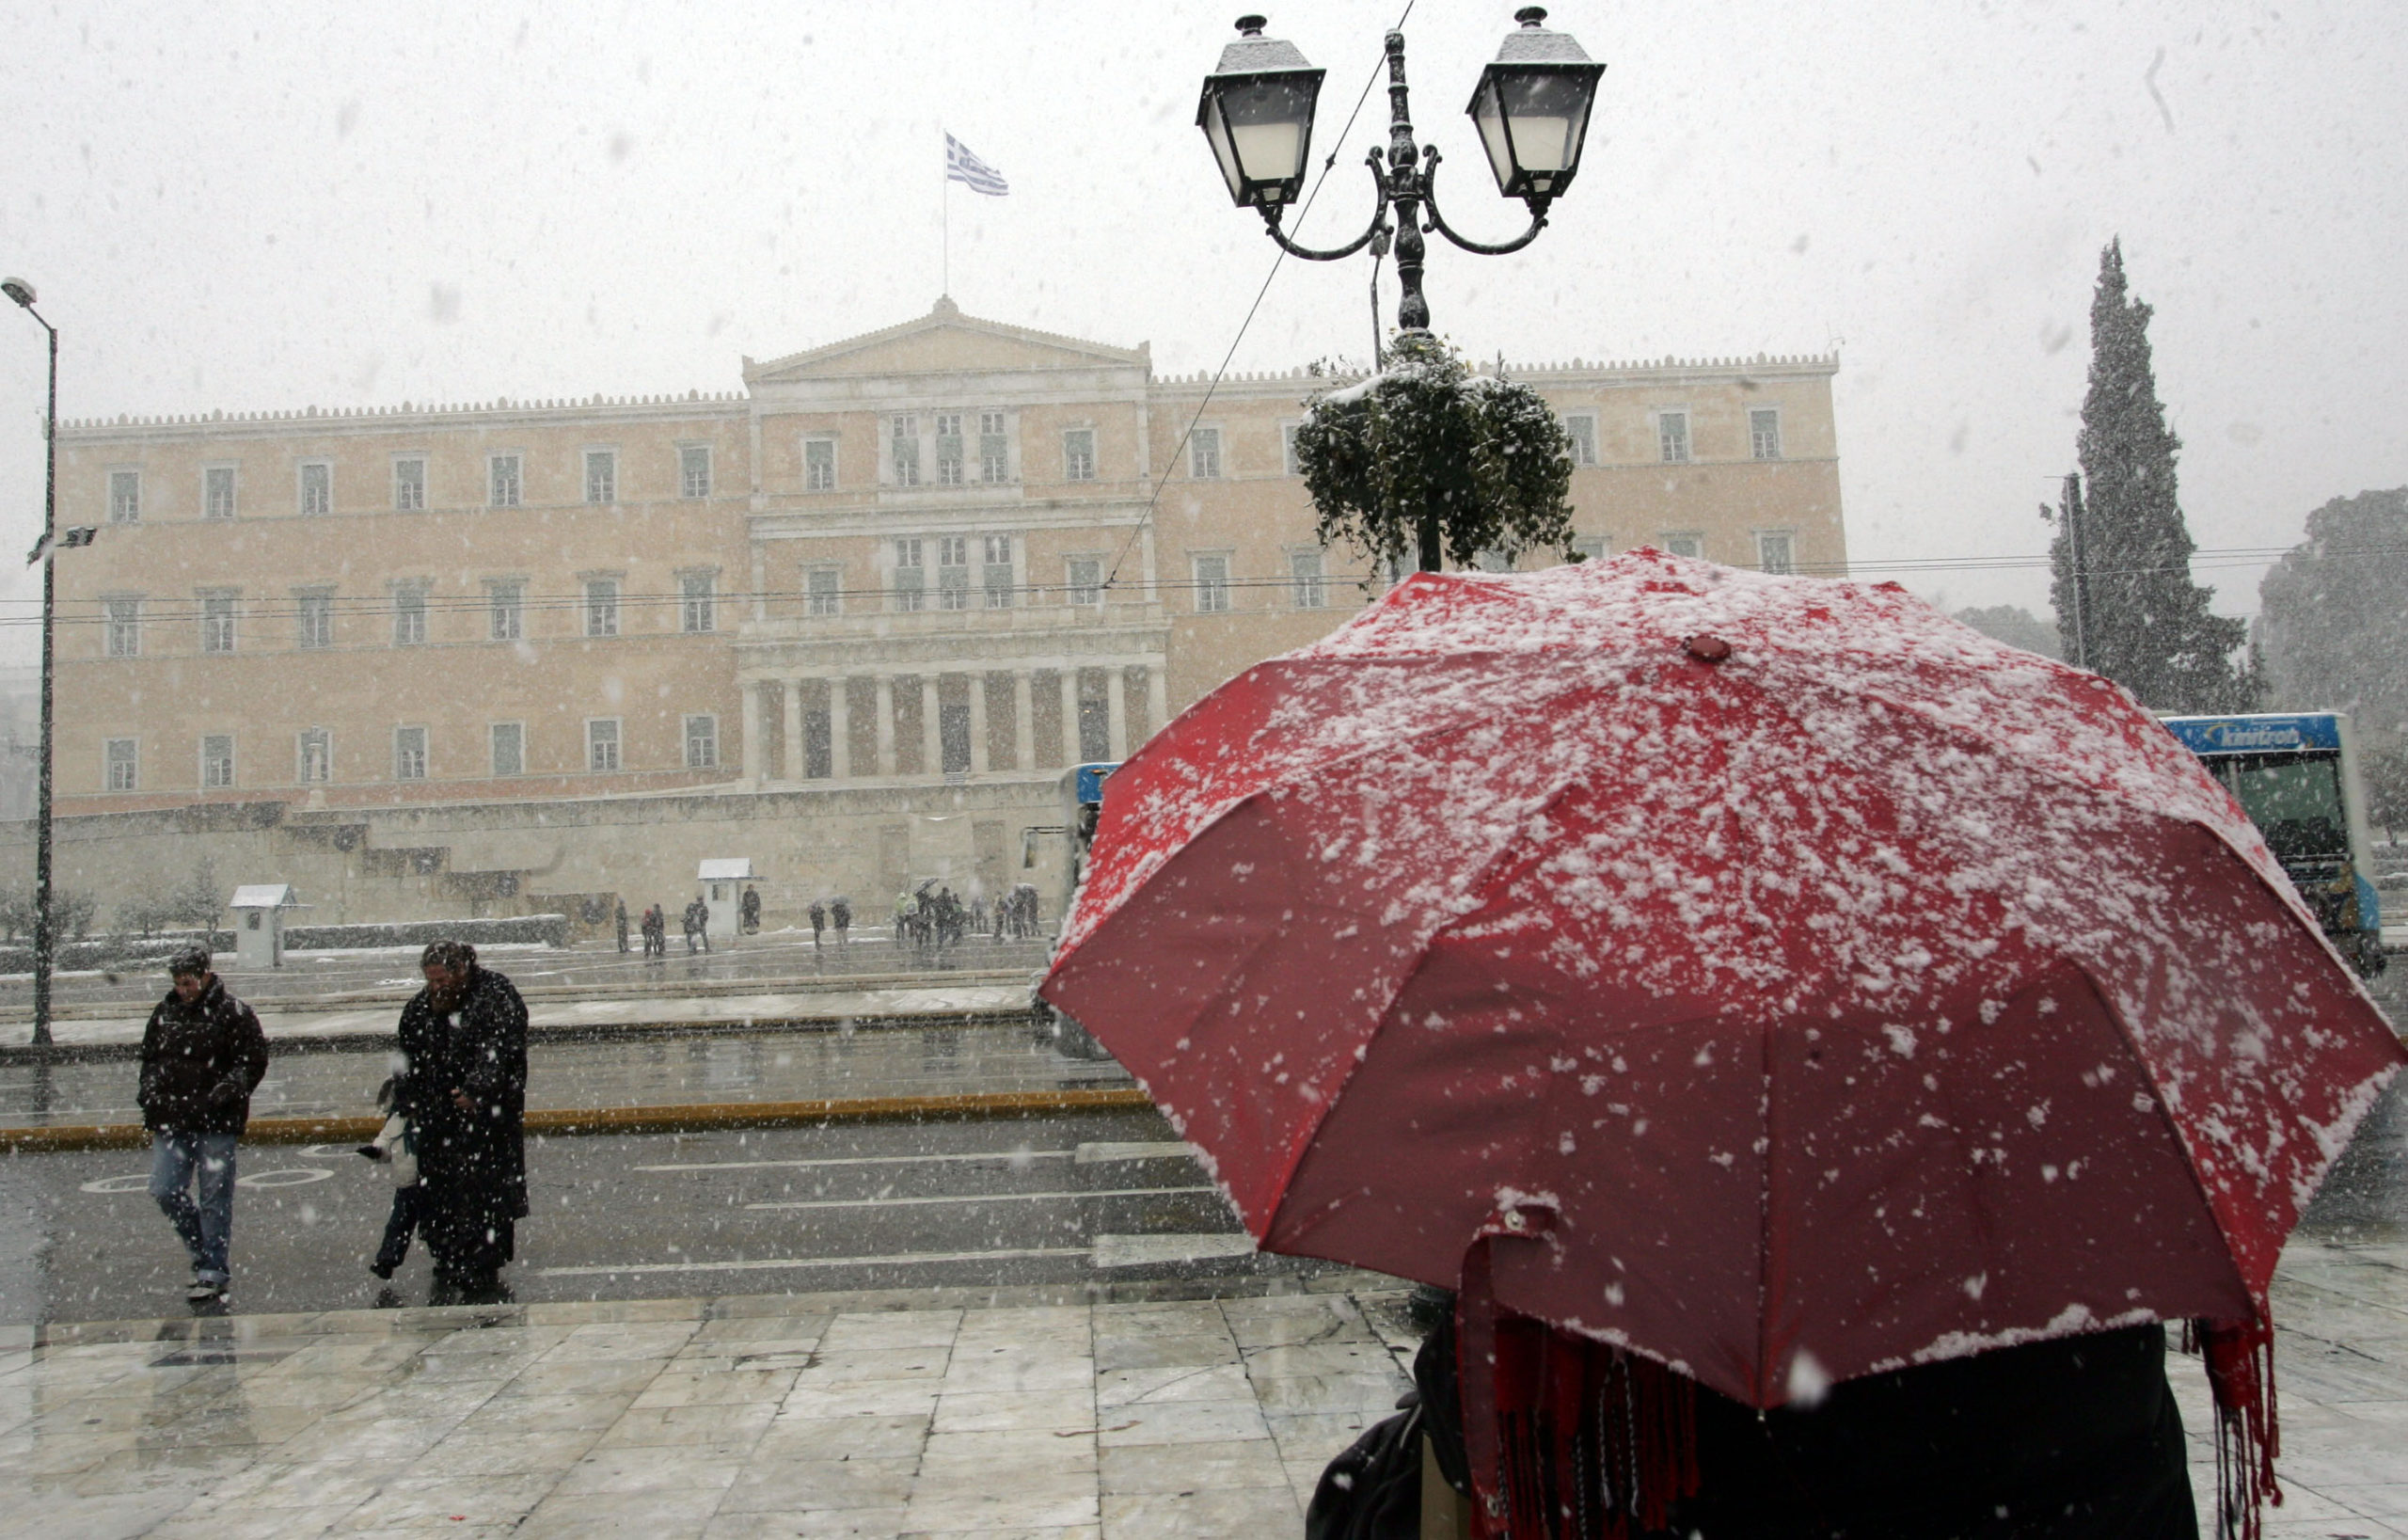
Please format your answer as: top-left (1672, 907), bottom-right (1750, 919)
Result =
top-left (139, 947), bottom-right (268, 1304)
top-left (684, 896), bottom-right (710, 954)
top-left (642, 903), bottom-right (666, 958)
top-left (740, 884), bottom-right (761, 935)
top-left (808, 898), bottom-right (827, 949)
top-left (831, 896), bottom-right (851, 947)
top-left (397, 941), bottom-right (529, 1304)
top-left (613, 899), bottom-right (630, 954)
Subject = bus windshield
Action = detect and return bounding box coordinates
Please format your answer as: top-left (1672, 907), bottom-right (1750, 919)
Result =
top-left (2212, 751), bottom-right (2350, 865)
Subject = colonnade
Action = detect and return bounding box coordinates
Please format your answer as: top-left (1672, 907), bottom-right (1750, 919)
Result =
top-left (737, 659), bottom-right (1169, 785)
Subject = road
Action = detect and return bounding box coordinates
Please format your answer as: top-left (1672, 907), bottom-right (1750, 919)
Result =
top-left (0, 1107), bottom-right (1323, 1326)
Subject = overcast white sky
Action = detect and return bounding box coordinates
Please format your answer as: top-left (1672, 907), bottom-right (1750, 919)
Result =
top-left (1, 0), bottom-right (2401, 664)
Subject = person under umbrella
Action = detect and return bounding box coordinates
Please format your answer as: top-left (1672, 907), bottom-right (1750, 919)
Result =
top-left (1047, 551), bottom-right (2404, 1540)
top-left (396, 940), bottom-right (529, 1303)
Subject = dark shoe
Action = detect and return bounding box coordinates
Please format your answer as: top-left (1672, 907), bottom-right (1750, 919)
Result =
top-left (186, 1277), bottom-right (224, 1303)
top-left (356, 1145), bottom-right (387, 1162)
top-left (369, 1259), bottom-right (395, 1280)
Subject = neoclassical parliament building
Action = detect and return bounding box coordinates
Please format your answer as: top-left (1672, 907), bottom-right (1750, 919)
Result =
top-left (21, 300), bottom-right (1846, 926)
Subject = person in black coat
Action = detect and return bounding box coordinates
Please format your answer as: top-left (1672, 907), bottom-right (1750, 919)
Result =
top-left (138, 947), bottom-right (268, 1303)
top-left (395, 940), bottom-right (529, 1303)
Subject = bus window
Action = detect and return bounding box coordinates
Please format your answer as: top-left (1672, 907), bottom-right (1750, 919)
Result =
top-left (2215, 752), bottom-right (2350, 865)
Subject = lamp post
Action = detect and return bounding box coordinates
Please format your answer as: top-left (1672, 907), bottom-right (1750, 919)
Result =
top-left (3, 276), bottom-right (57, 1047)
top-left (1197, 7), bottom-right (1605, 353)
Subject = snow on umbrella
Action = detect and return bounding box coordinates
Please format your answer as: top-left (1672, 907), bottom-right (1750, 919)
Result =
top-left (1040, 550), bottom-right (2400, 1442)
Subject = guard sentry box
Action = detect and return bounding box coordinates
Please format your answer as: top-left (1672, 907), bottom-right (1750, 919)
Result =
top-left (698, 859), bottom-right (752, 944)
top-left (228, 883), bottom-right (296, 970)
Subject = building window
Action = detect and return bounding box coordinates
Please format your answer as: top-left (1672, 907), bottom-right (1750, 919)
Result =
top-left (1751, 408), bottom-right (1783, 460)
top-left (489, 454), bottom-right (522, 508)
top-left (295, 590), bottom-right (332, 649)
top-left (934, 413), bottom-right (964, 486)
top-left (889, 416), bottom-right (920, 487)
top-left (1063, 428), bottom-right (1096, 483)
top-left (584, 579), bottom-right (620, 638)
top-left (805, 566), bottom-right (842, 617)
top-left (104, 738), bottom-right (138, 792)
top-left (1662, 532), bottom-right (1703, 559)
top-left (1290, 549), bottom-right (1326, 609)
top-left (1281, 423), bottom-right (1303, 476)
top-left (1570, 535), bottom-right (1608, 563)
top-left (1193, 553), bottom-right (1231, 613)
top-left (393, 726), bottom-right (428, 781)
top-left (1657, 411), bottom-right (1691, 465)
top-left (108, 470), bottom-right (141, 523)
top-left (979, 411), bottom-right (1008, 483)
top-left (1476, 548), bottom-right (1516, 573)
top-left (200, 735), bottom-right (235, 789)
top-left (487, 581), bottom-right (523, 642)
top-left (684, 714), bottom-right (718, 770)
top-left (585, 450), bottom-right (617, 504)
top-left (893, 538), bottom-right (926, 611)
top-left (681, 572), bottom-right (716, 634)
top-left (680, 444), bottom-right (712, 499)
top-left (393, 457), bottom-right (426, 512)
top-left (1189, 427), bottom-right (1221, 479)
top-left (393, 586), bottom-right (429, 646)
top-left (299, 462), bottom-right (332, 516)
top-left (1563, 414), bottom-right (1598, 467)
top-left (1756, 531), bottom-right (1797, 575)
top-left (105, 598), bottom-right (141, 659)
top-left (804, 437), bottom-right (836, 491)
top-left (982, 535), bottom-right (1014, 610)
top-left (1066, 556), bottom-right (1101, 608)
top-left (490, 722), bottom-right (524, 778)
top-left (937, 535), bottom-right (971, 610)
top-left (587, 719), bottom-right (621, 772)
top-left (297, 728), bottom-right (331, 785)
top-left (200, 593), bottom-right (237, 655)
top-left (204, 467), bottom-right (237, 520)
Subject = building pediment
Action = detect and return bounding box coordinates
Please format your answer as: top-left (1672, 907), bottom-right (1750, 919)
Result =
top-left (745, 298), bottom-right (1149, 388)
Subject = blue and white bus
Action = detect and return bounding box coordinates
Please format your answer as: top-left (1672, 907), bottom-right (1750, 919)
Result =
top-left (2162, 711), bottom-right (2385, 977)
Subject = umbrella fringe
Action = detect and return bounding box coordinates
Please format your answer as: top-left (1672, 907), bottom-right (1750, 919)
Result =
top-left (2195, 1314), bottom-right (2282, 1540)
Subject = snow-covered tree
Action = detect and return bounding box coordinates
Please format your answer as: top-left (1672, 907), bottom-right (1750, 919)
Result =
top-left (2258, 487), bottom-right (2408, 747)
top-left (1291, 332), bottom-right (1576, 575)
top-left (2047, 240), bottom-right (2253, 711)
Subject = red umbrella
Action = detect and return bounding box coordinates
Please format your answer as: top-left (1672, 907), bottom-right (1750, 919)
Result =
top-left (1041, 551), bottom-right (2401, 1419)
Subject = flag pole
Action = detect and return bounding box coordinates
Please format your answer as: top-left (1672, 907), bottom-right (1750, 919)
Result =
top-left (941, 129), bottom-right (950, 298)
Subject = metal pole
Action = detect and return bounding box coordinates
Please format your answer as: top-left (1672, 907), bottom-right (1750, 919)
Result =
top-left (2062, 471), bottom-right (2090, 674)
top-left (32, 316), bottom-right (55, 1046)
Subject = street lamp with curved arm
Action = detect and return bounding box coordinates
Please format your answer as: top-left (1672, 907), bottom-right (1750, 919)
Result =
top-left (2, 275), bottom-right (57, 1047)
top-left (1198, 8), bottom-right (1606, 338)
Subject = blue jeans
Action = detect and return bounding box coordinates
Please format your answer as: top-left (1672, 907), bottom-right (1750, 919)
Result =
top-left (150, 1131), bottom-right (238, 1283)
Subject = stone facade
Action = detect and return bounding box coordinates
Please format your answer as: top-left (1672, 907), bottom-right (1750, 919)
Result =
top-left (20, 301), bottom-right (1845, 927)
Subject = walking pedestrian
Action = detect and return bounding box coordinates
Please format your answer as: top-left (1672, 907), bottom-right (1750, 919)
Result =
top-left (739, 884), bottom-right (761, 935)
top-left (831, 896), bottom-right (851, 946)
top-left (613, 898), bottom-right (629, 954)
top-left (642, 903), bottom-right (665, 958)
top-left (139, 947), bottom-right (268, 1304)
top-left (808, 898), bottom-right (827, 949)
top-left (684, 896), bottom-right (711, 953)
top-left (396, 941), bottom-right (529, 1304)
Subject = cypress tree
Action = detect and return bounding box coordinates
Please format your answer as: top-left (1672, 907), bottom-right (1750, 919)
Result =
top-left (2048, 239), bottom-right (2252, 711)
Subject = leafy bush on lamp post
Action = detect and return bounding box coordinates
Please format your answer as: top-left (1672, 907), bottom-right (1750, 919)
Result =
top-left (1291, 331), bottom-right (1577, 576)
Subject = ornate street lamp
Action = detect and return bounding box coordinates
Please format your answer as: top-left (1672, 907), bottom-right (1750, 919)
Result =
top-left (1197, 8), bottom-right (1607, 334)
top-left (3, 275), bottom-right (58, 1047)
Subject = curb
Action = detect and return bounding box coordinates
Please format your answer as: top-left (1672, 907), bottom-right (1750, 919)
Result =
top-left (0, 1086), bottom-right (1156, 1155)
top-left (0, 1008), bottom-right (1051, 1066)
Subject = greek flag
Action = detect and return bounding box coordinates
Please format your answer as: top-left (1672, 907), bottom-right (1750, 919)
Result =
top-left (945, 135), bottom-right (1010, 197)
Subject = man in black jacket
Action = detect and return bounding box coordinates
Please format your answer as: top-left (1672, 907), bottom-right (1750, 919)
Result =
top-left (139, 947), bottom-right (269, 1304)
top-left (397, 940), bottom-right (529, 1304)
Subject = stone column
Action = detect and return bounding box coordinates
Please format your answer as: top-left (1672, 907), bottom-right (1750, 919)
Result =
top-left (967, 671), bottom-right (990, 774)
top-left (782, 678), bottom-right (804, 783)
top-left (1058, 664), bottom-right (1082, 765)
top-left (1106, 665), bottom-right (1129, 760)
top-left (829, 676), bottom-right (851, 780)
top-left (874, 675), bottom-right (896, 776)
top-left (1012, 669), bottom-right (1036, 771)
top-left (921, 675), bottom-right (943, 776)
top-left (740, 679), bottom-right (764, 787)
top-left (1148, 662), bottom-right (1169, 737)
